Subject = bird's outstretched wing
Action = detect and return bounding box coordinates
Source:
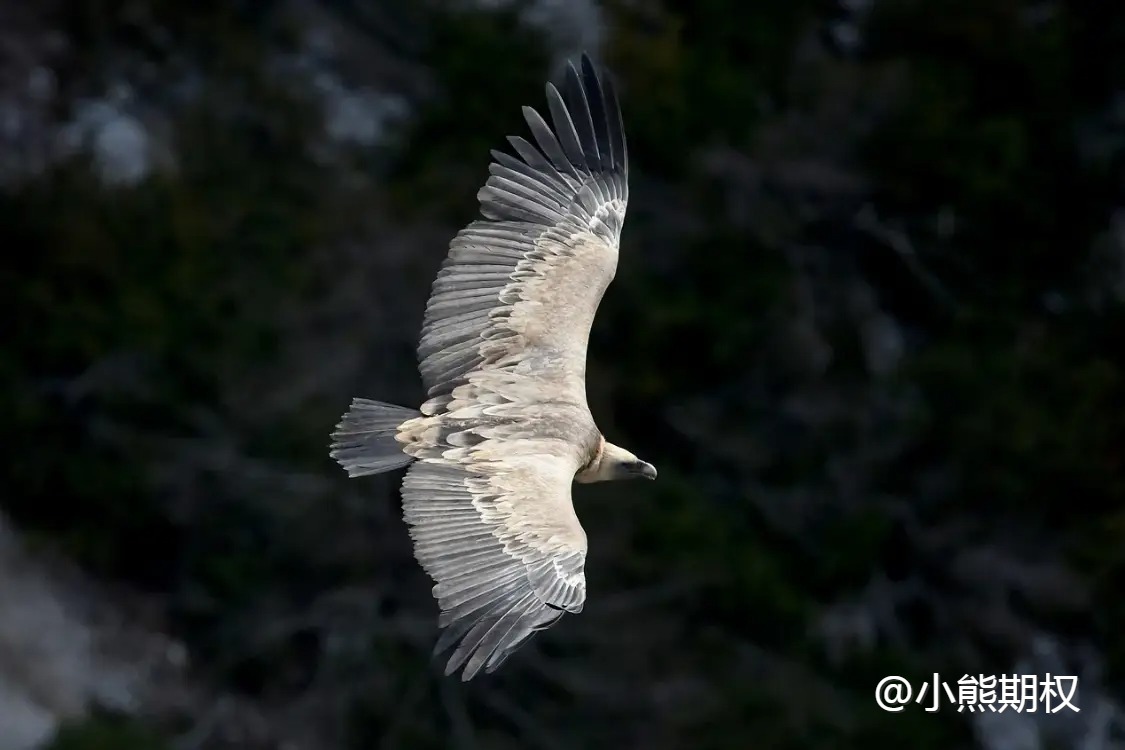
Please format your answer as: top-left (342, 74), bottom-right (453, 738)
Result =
top-left (402, 432), bottom-right (588, 680)
top-left (416, 52), bottom-right (629, 415)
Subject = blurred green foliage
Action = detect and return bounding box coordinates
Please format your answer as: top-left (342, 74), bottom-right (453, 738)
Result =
top-left (47, 715), bottom-right (170, 750)
top-left (390, 6), bottom-right (552, 219)
top-left (1, 89), bottom-right (329, 579)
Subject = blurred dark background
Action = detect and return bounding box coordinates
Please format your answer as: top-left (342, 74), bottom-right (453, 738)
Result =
top-left (2, 0), bottom-right (1124, 748)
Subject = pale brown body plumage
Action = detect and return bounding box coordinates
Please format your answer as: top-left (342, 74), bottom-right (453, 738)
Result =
top-left (329, 54), bottom-right (655, 680)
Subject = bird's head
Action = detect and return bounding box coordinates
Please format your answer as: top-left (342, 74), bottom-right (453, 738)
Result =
top-left (576, 438), bottom-right (657, 483)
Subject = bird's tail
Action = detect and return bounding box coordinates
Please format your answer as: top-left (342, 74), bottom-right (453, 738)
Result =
top-left (330, 398), bottom-right (421, 477)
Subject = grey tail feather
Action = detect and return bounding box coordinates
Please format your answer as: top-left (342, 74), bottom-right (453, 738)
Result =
top-left (330, 398), bottom-right (420, 477)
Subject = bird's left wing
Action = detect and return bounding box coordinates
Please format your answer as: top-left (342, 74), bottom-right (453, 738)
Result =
top-left (401, 433), bottom-right (588, 681)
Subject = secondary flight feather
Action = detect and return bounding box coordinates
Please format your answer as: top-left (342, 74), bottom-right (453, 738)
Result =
top-left (329, 53), bottom-right (655, 681)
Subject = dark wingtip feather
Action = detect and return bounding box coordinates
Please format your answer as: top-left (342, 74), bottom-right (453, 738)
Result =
top-left (476, 51), bottom-right (628, 230)
top-left (601, 72), bottom-right (627, 176)
top-left (517, 53), bottom-right (627, 182)
top-left (433, 587), bottom-right (569, 681)
top-left (562, 59), bottom-right (601, 171)
top-left (575, 52), bottom-right (626, 177)
top-left (544, 81), bottom-right (587, 172)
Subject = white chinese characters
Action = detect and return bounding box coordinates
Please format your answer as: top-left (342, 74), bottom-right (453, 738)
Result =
top-left (875, 674), bottom-right (1080, 713)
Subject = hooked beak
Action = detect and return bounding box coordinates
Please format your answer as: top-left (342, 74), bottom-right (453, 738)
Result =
top-left (633, 461), bottom-right (658, 480)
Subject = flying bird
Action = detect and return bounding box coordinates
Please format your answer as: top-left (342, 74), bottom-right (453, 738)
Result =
top-left (329, 53), bottom-right (655, 681)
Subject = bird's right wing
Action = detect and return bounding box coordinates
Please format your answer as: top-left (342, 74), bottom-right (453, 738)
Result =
top-left (416, 53), bottom-right (629, 413)
top-left (401, 434), bottom-right (588, 681)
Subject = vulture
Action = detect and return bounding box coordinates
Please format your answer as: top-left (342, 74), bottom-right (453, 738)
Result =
top-left (329, 53), bottom-right (655, 681)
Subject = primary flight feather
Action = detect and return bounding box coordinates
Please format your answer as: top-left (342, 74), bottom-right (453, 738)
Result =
top-left (329, 53), bottom-right (655, 681)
